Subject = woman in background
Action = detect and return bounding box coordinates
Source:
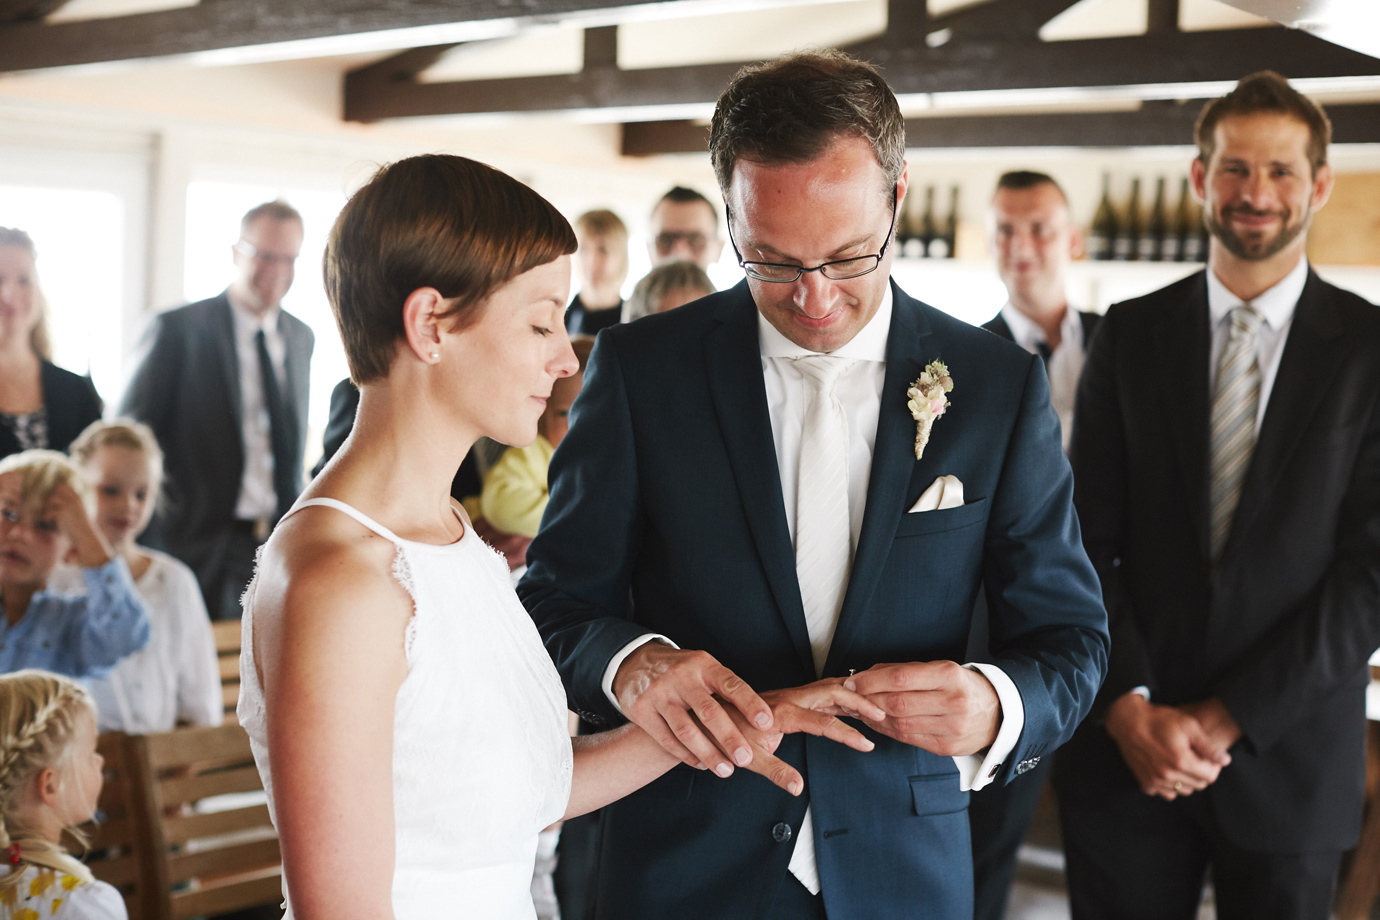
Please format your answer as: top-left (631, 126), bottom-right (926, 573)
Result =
top-left (563, 210), bottom-right (628, 337)
top-left (0, 228), bottom-right (102, 460)
top-left (51, 420), bottom-right (222, 734)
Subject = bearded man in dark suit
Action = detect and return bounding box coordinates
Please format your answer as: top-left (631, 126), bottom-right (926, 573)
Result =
top-left (1057, 72), bottom-right (1380, 919)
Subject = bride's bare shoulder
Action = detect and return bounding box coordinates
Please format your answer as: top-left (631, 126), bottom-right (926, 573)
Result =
top-left (251, 505), bottom-right (413, 654)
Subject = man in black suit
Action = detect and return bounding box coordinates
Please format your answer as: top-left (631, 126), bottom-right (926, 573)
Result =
top-left (122, 201), bottom-right (313, 619)
top-left (521, 50), bottom-right (1108, 920)
top-left (1056, 72), bottom-right (1380, 919)
top-left (970, 171), bottom-right (1100, 920)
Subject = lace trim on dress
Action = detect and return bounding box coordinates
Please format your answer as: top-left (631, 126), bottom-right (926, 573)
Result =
top-left (392, 547), bottom-right (422, 664)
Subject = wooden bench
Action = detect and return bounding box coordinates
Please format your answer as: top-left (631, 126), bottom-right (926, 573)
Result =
top-left (213, 620), bottom-right (243, 725)
top-left (87, 725), bottom-right (281, 920)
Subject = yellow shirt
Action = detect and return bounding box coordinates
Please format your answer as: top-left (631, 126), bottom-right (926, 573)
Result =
top-left (480, 436), bottom-right (555, 538)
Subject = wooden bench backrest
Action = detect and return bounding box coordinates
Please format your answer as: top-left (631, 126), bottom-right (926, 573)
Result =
top-left (213, 621), bottom-right (242, 725)
top-left (81, 732), bottom-right (149, 920)
top-left (136, 724), bottom-right (281, 920)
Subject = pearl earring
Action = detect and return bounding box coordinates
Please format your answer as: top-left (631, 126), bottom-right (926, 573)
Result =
top-left (430, 351), bottom-right (439, 359)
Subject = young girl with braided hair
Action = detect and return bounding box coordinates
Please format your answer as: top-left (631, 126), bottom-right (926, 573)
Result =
top-left (0, 669), bottom-right (125, 919)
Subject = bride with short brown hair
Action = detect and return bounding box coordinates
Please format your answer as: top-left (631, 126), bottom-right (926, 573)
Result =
top-left (237, 154), bottom-right (880, 920)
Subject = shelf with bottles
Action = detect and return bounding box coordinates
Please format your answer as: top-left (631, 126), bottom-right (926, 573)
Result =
top-left (896, 182), bottom-right (959, 260)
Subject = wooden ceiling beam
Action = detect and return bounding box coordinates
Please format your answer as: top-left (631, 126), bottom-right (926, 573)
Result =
top-left (623, 100), bottom-right (1380, 154)
top-left (347, 26), bottom-right (1380, 122)
top-left (0, 0), bottom-right (702, 73)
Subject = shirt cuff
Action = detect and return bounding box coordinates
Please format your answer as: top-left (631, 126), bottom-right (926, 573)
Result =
top-left (1129, 685), bottom-right (1151, 701)
top-left (601, 634), bottom-right (679, 714)
top-left (952, 662), bottom-right (1024, 792)
top-left (81, 555), bottom-right (132, 592)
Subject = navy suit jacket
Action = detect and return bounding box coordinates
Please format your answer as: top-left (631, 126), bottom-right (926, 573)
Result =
top-left (519, 280), bottom-right (1108, 920)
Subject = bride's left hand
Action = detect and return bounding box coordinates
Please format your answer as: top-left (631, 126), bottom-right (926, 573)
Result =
top-left (714, 680), bottom-right (885, 796)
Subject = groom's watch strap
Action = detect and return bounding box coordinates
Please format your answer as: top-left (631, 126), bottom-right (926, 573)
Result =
top-left (601, 634), bottom-right (679, 713)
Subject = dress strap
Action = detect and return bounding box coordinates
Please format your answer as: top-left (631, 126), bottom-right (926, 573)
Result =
top-left (284, 497), bottom-right (406, 545)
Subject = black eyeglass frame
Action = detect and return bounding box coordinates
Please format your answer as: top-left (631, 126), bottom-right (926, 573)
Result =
top-left (726, 184), bottom-right (898, 283)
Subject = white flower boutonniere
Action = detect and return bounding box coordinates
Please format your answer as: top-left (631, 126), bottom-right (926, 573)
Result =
top-left (906, 360), bottom-right (954, 460)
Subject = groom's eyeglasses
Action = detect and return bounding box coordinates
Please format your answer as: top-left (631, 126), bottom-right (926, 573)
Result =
top-left (726, 184), bottom-right (898, 283)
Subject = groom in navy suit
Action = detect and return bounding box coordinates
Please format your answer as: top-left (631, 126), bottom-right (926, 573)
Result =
top-left (521, 50), bottom-right (1108, 920)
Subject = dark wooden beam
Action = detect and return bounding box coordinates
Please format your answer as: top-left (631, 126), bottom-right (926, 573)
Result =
top-left (348, 26), bottom-right (1380, 122)
top-left (583, 25), bottom-right (618, 68)
top-left (0, 0), bottom-right (696, 72)
top-left (1146, 0), bottom-right (1179, 33)
top-left (623, 100), bottom-right (1380, 153)
top-left (0, 0), bottom-right (68, 24)
top-left (623, 120), bottom-right (710, 156)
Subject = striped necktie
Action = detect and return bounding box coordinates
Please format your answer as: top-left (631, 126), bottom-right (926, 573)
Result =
top-left (1209, 304), bottom-right (1264, 563)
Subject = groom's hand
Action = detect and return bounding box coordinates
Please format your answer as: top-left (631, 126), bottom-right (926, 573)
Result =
top-left (721, 681), bottom-right (883, 796)
top-left (613, 642), bottom-right (774, 780)
top-left (844, 661), bottom-right (1000, 757)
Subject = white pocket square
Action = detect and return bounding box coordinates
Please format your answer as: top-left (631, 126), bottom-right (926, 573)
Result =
top-left (908, 475), bottom-right (964, 513)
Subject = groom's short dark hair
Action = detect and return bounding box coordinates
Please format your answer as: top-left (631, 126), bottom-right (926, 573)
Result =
top-left (324, 154), bottom-right (576, 384)
top-left (709, 49), bottom-right (905, 198)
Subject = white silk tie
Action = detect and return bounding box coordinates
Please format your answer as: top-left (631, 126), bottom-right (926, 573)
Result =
top-left (787, 354), bottom-right (856, 896)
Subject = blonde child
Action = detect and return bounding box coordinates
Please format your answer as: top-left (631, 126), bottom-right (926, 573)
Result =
top-left (0, 451), bottom-right (149, 681)
top-left (51, 421), bottom-right (220, 735)
top-left (0, 669), bottom-right (126, 919)
top-left (481, 336), bottom-right (595, 539)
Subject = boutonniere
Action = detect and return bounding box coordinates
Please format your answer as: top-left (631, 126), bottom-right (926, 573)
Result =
top-left (906, 360), bottom-right (953, 460)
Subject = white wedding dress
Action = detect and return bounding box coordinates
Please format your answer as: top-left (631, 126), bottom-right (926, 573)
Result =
top-left (238, 498), bottom-right (573, 919)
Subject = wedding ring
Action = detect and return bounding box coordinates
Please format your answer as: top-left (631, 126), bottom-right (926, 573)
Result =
top-left (1173, 781), bottom-right (1183, 793)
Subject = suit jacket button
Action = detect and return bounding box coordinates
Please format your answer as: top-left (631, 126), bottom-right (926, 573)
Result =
top-left (772, 822), bottom-right (793, 843)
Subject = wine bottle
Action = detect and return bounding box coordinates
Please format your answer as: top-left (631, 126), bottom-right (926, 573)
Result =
top-left (897, 194), bottom-right (920, 259)
top-left (930, 185), bottom-right (958, 259)
top-left (1115, 177), bottom-right (1141, 261)
top-left (1141, 177), bottom-right (1166, 262)
top-left (1183, 196), bottom-right (1208, 264)
top-left (919, 186), bottom-right (937, 259)
top-left (1163, 176), bottom-right (1189, 262)
top-left (1089, 173), bottom-right (1118, 261)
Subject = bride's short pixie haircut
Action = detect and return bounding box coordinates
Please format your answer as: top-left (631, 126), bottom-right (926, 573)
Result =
top-left (325, 154), bottom-right (577, 384)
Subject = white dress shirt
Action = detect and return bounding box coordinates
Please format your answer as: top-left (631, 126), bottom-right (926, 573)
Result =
top-left (602, 287), bottom-right (1023, 795)
top-left (998, 303), bottom-right (1085, 453)
top-left (52, 550), bottom-right (223, 733)
top-left (227, 292), bottom-right (288, 521)
top-left (1206, 256), bottom-right (1309, 435)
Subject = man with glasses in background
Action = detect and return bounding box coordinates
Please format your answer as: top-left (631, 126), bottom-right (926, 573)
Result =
top-left (122, 201), bottom-right (313, 620)
top-left (648, 185), bottom-right (725, 271)
top-left (522, 50), bottom-right (1107, 920)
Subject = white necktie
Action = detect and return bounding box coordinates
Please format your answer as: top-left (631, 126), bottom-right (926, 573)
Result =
top-left (787, 354), bottom-right (855, 897)
top-left (792, 355), bottom-right (856, 676)
top-left (1209, 304), bottom-right (1263, 563)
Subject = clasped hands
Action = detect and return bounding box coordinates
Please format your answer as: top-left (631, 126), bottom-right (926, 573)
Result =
top-left (1103, 692), bottom-right (1242, 800)
top-left (612, 642), bottom-right (1002, 797)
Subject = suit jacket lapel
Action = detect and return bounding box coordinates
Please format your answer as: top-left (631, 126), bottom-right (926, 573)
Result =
top-left (1225, 271), bottom-right (1345, 556)
top-left (703, 287), bottom-right (815, 674)
top-left (214, 293), bottom-right (244, 427)
top-left (1154, 274), bottom-right (1213, 559)
top-left (825, 283), bottom-right (933, 674)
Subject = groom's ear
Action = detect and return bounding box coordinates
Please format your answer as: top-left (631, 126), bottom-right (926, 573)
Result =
top-left (400, 286), bottom-right (449, 366)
